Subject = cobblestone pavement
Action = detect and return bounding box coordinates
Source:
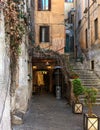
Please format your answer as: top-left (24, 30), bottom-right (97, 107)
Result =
top-left (12, 93), bottom-right (100, 130)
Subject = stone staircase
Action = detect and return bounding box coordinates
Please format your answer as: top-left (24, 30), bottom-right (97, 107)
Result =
top-left (70, 61), bottom-right (100, 105)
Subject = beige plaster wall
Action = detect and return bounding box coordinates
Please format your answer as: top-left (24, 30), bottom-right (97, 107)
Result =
top-left (34, 0), bottom-right (65, 53)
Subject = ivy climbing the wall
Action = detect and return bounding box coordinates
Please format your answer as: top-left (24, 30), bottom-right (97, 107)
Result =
top-left (4, 0), bottom-right (26, 96)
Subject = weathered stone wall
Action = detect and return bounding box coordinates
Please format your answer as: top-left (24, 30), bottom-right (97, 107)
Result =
top-left (76, 0), bottom-right (100, 49)
top-left (15, 35), bottom-right (32, 113)
top-left (74, 0), bottom-right (100, 73)
top-left (8, 0), bottom-right (33, 117)
top-left (0, 10), bottom-right (11, 130)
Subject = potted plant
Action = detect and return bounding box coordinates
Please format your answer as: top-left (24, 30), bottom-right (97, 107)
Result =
top-left (83, 87), bottom-right (99, 130)
top-left (72, 78), bottom-right (84, 114)
top-left (70, 71), bottom-right (79, 79)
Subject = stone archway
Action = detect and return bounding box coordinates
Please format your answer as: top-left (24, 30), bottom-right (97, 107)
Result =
top-left (30, 46), bottom-right (69, 97)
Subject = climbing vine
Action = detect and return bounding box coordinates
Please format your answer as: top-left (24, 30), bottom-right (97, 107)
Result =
top-left (4, 0), bottom-right (26, 60)
top-left (4, 0), bottom-right (27, 95)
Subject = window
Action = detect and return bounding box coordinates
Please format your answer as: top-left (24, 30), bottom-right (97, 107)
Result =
top-left (38, 0), bottom-right (51, 11)
top-left (94, 18), bottom-right (98, 40)
top-left (40, 26), bottom-right (49, 42)
top-left (65, 0), bottom-right (73, 2)
top-left (71, 14), bottom-right (74, 23)
top-left (85, 29), bottom-right (88, 48)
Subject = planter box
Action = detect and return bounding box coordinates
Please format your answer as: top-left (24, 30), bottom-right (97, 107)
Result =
top-left (72, 102), bottom-right (83, 114)
top-left (83, 113), bottom-right (99, 130)
top-left (70, 76), bottom-right (79, 79)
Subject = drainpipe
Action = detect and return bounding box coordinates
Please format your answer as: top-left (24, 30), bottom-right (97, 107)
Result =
top-left (87, 0), bottom-right (90, 51)
top-left (72, 9), bottom-right (76, 59)
top-left (87, 0), bottom-right (91, 69)
top-left (73, 11), bottom-right (76, 59)
top-left (88, 0), bottom-right (90, 30)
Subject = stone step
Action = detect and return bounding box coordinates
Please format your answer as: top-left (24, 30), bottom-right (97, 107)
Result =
top-left (79, 76), bottom-right (97, 79)
top-left (78, 72), bottom-right (97, 75)
top-left (70, 59), bottom-right (100, 105)
top-left (73, 69), bottom-right (96, 74)
top-left (79, 94), bottom-right (100, 98)
top-left (81, 78), bottom-right (100, 83)
top-left (79, 79), bottom-right (100, 81)
top-left (80, 98), bottom-right (100, 102)
top-left (82, 85), bottom-right (100, 88)
top-left (78, 73), bottom-right (96, 76)
top-left (80, 82), bottom-right (98, 85)
top-left (73, 69), bottom-right (94, 73)
top-left (81, 82), bottom-right (100, 86)
top-left (80, 101), bottom-right (100, 106)
top-left (81, 82), bottom-right (100, 85)
top-left (76, 70), bottom-right (96, 74)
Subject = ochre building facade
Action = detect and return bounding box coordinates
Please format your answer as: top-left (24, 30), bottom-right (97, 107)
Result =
top-left (34, 0), bottom-right (65, 53)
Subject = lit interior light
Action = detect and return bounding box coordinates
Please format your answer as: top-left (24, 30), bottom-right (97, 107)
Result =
top-left (33, 66), bottom-right (37, 69)
top-left (47, 66), bottom-right (52, 69)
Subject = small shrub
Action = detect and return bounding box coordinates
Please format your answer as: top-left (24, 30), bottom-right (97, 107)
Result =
top-left (84, 87), bottom-right (98, 116)
top-left (72, 78), bottom-right (84, 103)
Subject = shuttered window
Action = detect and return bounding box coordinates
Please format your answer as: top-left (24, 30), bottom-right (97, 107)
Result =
top-left (85, 29), bottom-right (88, 48)
top-left (65, 0), bottom-right (73, 2)
top-left (94, 18), bottom-right (98, 40)
top-left (38, 0), bottom-right (51, 11)
top-left (40, 26), bottom-right (49, 42)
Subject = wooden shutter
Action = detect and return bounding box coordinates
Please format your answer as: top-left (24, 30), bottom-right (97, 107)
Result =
top-left (94, 18), bottom-right (98, 40)
top-left (38, 0), bottom-right (42, 11)
top-left (49, 0), bottom-right (51, 11)
top-left (85, 29), bottom-right (88, 48)
top-left (45, 26), bottom-right (49, 42)
top-left (40, 26), bottom-right (49, 42)
top-left (40, 27), bottom-right (42, 42)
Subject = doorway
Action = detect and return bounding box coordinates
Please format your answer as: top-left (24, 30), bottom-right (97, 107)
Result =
top-left (91, 60), bottom-right (94, 70)
top-left (33, 70), bottom-right (53, 94)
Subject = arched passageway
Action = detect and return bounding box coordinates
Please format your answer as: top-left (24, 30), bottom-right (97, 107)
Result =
top-left (32, 57), bottom-right (65, 98)
top-left (30, 47), bottom-right (66, 98)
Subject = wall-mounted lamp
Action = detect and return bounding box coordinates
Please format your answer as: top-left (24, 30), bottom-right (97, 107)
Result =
top-left (33, 66), bottom-right (37, 69)
top-left (47, 65), bottom-right (52, 69)
top-left (46, 61), bottom-right (50, 66)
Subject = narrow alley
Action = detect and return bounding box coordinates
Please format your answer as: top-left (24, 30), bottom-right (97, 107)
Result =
top-left (12, 93), bottom-right (83, 130)
top-left (1, 0), bottom-right (100, 130)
